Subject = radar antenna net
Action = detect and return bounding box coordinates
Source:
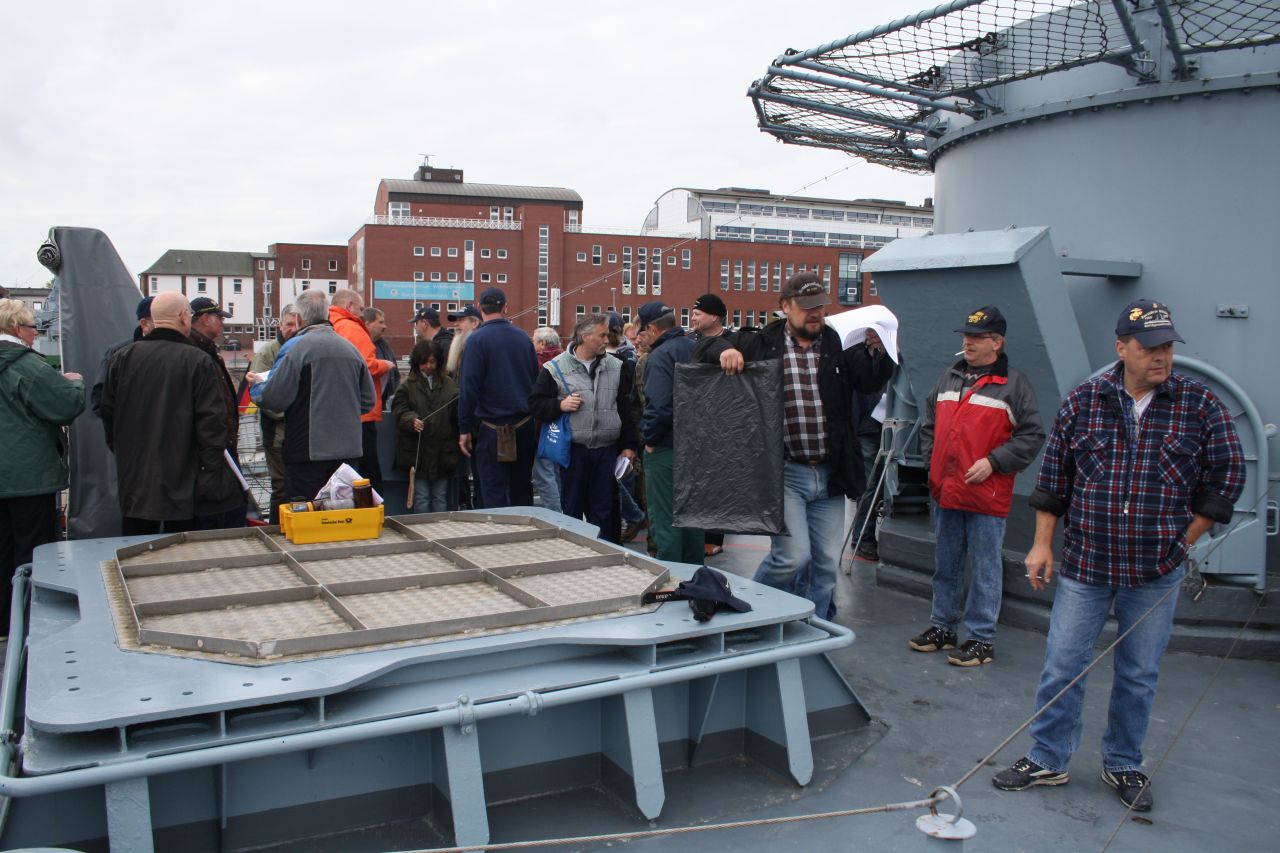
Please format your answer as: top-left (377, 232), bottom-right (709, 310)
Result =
top-left (748, 0), bottom-right (1280, 171)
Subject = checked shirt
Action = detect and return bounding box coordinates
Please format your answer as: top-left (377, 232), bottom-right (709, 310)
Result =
top-left (781, 330), bottom-right (826, 463)
top-left (1030, 364), bottom-right (1245, 587)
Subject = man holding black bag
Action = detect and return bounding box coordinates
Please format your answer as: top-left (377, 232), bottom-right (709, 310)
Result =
top-left (528, 313), bottom-right (637, 541)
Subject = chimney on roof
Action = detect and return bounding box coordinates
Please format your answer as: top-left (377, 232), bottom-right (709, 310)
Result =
top-left (414, 165), bottom-right (464, 183)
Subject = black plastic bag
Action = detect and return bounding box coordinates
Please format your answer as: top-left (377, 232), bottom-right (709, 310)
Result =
top-left (672, 360), bottom-right (784, 534)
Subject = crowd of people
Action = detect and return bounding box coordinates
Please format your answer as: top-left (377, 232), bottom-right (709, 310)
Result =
top-left (0, 280), bottom-right (1247, 813)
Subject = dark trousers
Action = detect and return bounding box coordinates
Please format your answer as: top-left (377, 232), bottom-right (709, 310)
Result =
top-left (284, 458), bottom-right (360, 507)
top-left (473, 420), bottom-right (535, 509)
top-left (122, 517), bottom-right (198, 537)
top-left (560, 443), bottom-right (620, 543)
top-left (359, 422), bottom-right (385, 497)
top-left (0, 493), bottom-right (59, 636)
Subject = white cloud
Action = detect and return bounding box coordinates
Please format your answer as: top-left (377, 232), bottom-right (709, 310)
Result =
top-left (0, 0), bottom-right (933, 287)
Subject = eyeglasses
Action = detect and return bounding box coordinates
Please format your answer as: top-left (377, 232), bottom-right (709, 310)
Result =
top-left (18, 324), bottom-right (37, 330)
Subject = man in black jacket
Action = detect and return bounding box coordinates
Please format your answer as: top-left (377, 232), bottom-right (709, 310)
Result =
top-left (188, 296), bottom-right (245, 528)
top-left (695, 273), bottom-right (892, 619)
top-left (101, 292), bottom-right (242, 536)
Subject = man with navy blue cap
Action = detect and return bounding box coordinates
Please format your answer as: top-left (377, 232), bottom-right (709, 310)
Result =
top-left (994, 299), bottom-right (1245, 813)
top-left (457, 287), bottom-right (538, 508)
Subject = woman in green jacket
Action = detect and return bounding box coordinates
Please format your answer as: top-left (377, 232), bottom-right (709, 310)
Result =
top-left (392, 339), bottom-right (460, 513)
top-left (0, 299), bottom-right (85, 634)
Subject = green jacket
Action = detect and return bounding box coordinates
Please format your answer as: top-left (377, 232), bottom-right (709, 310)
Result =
top-left (391, 371), bottom-right (460, 479)
top-left (0, 342), bottom-right (86, 498)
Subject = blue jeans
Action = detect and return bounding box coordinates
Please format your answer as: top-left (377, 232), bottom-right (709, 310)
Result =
top-left (560, 443), bottom-right (620, 543)
top-left (412, 477), bottom-right (450, 514)
top-left (930, 502), bottom-right (1007, 642)
top-left (753, 461), bottom-right (845, 621)
top-left (531, 456), bottom-right (563, 515)
top-left (473, 420), bottom-right (536, 509)
top-left (1026, 565), bottom-right (1184, 774)
top-left (618, 468), bottom-right (645, 525)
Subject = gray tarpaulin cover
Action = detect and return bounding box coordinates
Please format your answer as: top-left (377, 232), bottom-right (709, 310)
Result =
top-left (40, 227), bottom-right (143, 538)
top-left (672, 360), bottom-right (784, 535)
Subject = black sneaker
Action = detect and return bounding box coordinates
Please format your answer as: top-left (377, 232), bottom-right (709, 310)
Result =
top-left (908, 625), bottom-right (957, 652)
top-left (855, 540), bottom-right (879, 561)
top-left (1102, 769), bottom-right (1153, 812)
top-left (948, 639), bottom-right (995, 666)
top-left (992, 757), bottom-right (1069, 791)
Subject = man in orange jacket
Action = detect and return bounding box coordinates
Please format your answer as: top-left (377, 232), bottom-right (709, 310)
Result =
top-left (330, 288), bottom-right (395, 495)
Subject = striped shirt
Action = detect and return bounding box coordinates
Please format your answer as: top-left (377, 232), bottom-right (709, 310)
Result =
top-left (782, 330), bottom-right (826, 463)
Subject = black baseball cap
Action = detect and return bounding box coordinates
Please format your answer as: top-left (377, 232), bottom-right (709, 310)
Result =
top-left (479, 287), bottom-right (507, 309)
top-left (1116, 299), bottom-right (1185, 347)
top-left (411, 306), bottom-right (439, 324)
top-left (447, 305), bottom-right (482, 322)
top-left (190, 297), bottom-right (231, 319)
top-left (955, 305), bottom-right (1007, 336)
top-left (692, 293), bottom-right (727, 319)
top-left (136, 296), bottom-right (155, 320)
top-left (607, 311), bottom-right (624, 332)
top-left (780, 273), bottom-right (831, 309)
top-left (637, 301), bottom-right (673, 330)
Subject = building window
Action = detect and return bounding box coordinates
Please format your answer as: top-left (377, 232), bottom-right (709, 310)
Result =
top-left (680, 308), bottom-right (690, 327)
top-left (481, 273), bottom-right (491, 283)
top-left (431, 247), bottom-right (442, 257)
top-left (504, 207), bottom-right (514, 222)
top-left (447, 272), bottom-right (458, 282)
top-left (576, 252), bottom-right (587, 262)
top-left (149, 276), bottom-right (158, 292)
top-left (733, 262), bottom-right (743, 291)
top-left (448, 247), bottom-right (458, 258)
top-left (389, 201), bottom-right (410, 220)
top-left (490, 206), bottom-right (500, 221)
top-left (497, 274), bottom-right (508, 283)
top-left (300, 259), bottom-right (311, 271)
top-left (682, 248), bottom-right (692, 269)
top-left (607, 253), bottom-right (617, 264)
top-left (233, 278), bottom-right (243, 294)
top-left (414, 272), bottom-right (425, 281)
top-left (465, 239), bottom-right (474, 252)
top-left (732, 310), bottom-right (742, 327)
top-left (464, 269), bottom-right (474, 283)
top-left (824, 265), bottom-right (833, 292)
top-left (481, 248), bottom-right (491, 259)
top-left (720, 260), bottom-right (730, 291)
top-left (301, 281), bottom-right (310, 290)
top-left (329, 259), bottom-right (338, 271)
top-left (667, 254), bottom-right (676, 266)
top-left (196, 277), bottom-right (207, 293)
top-left (591, 244), bottom-right (602, 265)
top-left (268, 260), bottom-right (276, 271)
top-left (263, 279), bottom-right (272, 294)
top-left (328, 282), bottom-right (337, 294)
top-left (414, 247), bottom-right (425, 256)
top-left (838, 253), bottom-right (863, 306)
top-left (497, 249), bottom-right (508, 259)
top-left (431, 272), bottom-right (442, 282)
top-left (576, 305), bottom-right (586, 316)
top-left (258, 260), bottom-right (265, 270)
top-left (566, 210), bottom-right (579, 226)
top-left (747, 262), bottom-right (755, 292)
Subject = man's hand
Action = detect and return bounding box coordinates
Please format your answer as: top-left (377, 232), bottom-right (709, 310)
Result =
top-left (63, 371), bottom-right (83, 381)
top-left (560, 392), bottom-right (583, 412)
top-left (720, 348), bottom-right (745, 376)
top-left (1024, 543), bottom-right (1055, 590)
top-left (964, 457), bottom-right (994, 484)
top-left (413, 418), bottom-right (424, 432)
top-left (378, 359), bottom-right (395, 374)
top-left (644, 445), bottom-right (654, 454)
top-left (245, 371), bottom-right (264, 385)
top-left (864, 328), bottom-right (882, 354)
top-left (459, 434), bottom-right (472, 458)
top-left (621, 448), bottom-right (637, 462)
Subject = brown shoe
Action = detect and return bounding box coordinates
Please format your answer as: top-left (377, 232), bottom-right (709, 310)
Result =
top-left (704, 543), bottom-right (724, 557)
top-left (621, 520), bottom-right (644, 542)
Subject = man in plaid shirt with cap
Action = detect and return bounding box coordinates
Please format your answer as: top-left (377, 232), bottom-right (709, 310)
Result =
top-left (696, 272), bottom-right (893, 620)
top-left (993, 299), bottom-right (1245, 812)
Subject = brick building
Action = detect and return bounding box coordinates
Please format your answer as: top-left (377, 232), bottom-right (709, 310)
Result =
top-left (140, 165), bottom-right (933, 357)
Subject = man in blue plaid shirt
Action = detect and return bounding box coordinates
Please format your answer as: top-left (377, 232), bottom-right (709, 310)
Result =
top-left (993, 299), bottom-right (1245, 813)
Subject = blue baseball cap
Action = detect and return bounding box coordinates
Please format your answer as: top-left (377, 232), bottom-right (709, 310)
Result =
top-left (1116, 299), bottom-right (1184, 347)
top-left (478, 287), bottom-right (507, 309)
top-left (447, 305), bottom-right (482, 322)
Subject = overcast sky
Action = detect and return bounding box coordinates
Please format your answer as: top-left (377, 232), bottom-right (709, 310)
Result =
top-left (1, 0), bottom-right (935, 288)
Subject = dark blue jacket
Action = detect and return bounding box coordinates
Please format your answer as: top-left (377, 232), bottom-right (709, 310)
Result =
top-left (458, 318), bottom-right (538, 433)
top-left (641, 327), bottom-right (695, 448)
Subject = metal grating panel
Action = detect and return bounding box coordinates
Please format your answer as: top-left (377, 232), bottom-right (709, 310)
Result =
top-left (455, 538), bottom-right (600, 568)
top-left (109, 515), bottom-right (667, 659)
top-left (125, 562), bottom-right (305, 604)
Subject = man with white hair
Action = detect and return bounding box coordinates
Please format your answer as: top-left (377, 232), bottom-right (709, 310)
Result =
top-left (330, 288), bottom-right (394, 494)
top-left (261, 290), bottom-right (376, 502)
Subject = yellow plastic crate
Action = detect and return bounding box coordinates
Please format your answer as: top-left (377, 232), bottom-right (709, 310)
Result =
top-left (280, 504), bottom-right (385, 544)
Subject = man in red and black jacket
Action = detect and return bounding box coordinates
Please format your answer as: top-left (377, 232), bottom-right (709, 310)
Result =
top-left (911, 304), bottom-right (1044, 666)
